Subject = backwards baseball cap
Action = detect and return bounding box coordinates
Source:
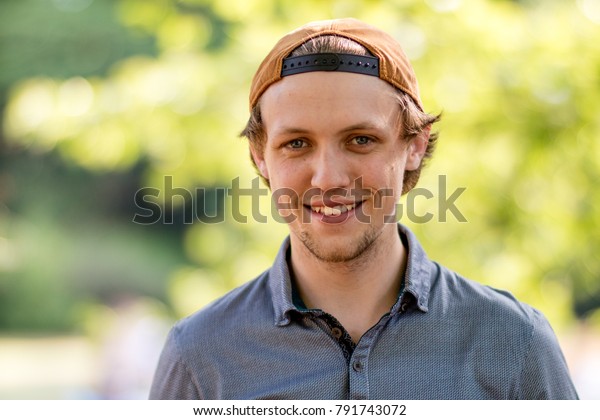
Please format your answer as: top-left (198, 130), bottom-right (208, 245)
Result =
top-left (249, 18), bottom-right (423, 111)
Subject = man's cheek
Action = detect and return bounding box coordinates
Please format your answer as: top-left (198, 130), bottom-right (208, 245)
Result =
top-left (272, 187), bottom-right (300, 223)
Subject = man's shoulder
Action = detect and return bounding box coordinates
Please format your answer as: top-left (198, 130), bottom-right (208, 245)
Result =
top-left (171, 269), bottom-right (274, 345)
top-left (421, 262), bottom-right (577, 400)
top-left (430, 262), bottom-right (547, 330)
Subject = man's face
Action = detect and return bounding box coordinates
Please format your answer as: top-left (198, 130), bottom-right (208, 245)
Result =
top-left (252, 72), bottom-right (426, 263)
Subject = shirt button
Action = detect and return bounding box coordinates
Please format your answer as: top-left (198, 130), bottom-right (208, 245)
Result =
top-left (352, 360), bottom-right (363, 372)
top-left (331, 327), bottom-right (342, 339)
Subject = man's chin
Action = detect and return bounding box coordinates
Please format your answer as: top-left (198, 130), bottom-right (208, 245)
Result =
top-left (297, 229), bottom-right (380, 264)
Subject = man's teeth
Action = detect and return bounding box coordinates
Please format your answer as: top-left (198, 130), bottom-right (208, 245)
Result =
top-left (311, 203), bottom-right (356, 216)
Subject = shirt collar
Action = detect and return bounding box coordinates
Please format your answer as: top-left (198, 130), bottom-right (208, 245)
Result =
top-left (269, 223), bottom-right (432, 326)
top-left (397, 223), bottom-right (432, 313)
top-left (269, 236), bottom-right (296, 326)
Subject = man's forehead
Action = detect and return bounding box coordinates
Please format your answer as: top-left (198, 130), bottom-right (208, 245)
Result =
top-left (260, 72), bottom-right (400, 137)
top-left (260, 70), bottom-right (397, 105)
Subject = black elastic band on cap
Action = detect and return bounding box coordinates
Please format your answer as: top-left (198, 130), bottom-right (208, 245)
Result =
top-left (281, 53), bottom-right (379, 77)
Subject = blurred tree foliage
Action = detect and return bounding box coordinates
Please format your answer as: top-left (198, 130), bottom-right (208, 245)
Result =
top-left (1, 0), bottom-right (599, 332)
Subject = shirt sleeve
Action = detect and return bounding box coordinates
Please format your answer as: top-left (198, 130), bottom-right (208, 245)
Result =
top-left (518, 309), bottom-right (579, 399)
top-left (149, 325), bottom-right (202, 400)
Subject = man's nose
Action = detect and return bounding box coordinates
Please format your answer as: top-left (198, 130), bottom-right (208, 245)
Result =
top-left (310, 146), bottom-right (352, 190)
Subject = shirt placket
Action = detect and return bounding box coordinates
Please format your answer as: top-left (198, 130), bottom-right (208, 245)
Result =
top-left (348, 317), bottom-right (390, 400)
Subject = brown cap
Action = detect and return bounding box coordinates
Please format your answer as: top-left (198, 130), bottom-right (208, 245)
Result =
top-left (249, 18), bottom-right (423, 111)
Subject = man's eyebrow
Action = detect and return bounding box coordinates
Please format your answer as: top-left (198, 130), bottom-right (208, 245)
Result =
top-left (274, 126), bottom-right (311, 135)
top-left (273, 122), bottom-right (383, 136)
top-left (337, 123), bottom-right (383, 134)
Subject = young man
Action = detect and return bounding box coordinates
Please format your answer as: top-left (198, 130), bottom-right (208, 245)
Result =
top-left (150, 18), bottom-right (578, 399)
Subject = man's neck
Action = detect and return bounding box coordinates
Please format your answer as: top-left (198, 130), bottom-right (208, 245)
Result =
top-left (288, 225), bottom-right (408, 343)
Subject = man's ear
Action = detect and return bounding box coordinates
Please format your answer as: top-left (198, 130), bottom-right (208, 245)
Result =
top-left (405, 125), bottom-right (430, 171)
top-left (249, 144), bottom-right (269, 179)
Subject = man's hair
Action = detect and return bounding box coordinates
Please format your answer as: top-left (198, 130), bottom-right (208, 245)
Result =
top-left (241, 35), bottom-right (441, 195)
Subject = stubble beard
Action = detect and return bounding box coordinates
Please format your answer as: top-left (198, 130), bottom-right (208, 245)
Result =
top-left (296, 224), bottom-right (383, 265)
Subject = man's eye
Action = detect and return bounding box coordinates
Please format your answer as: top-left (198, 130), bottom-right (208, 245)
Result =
top-left (351, 136), bottom-right (372, 145)
top-left (287, 139), bottom-right (307, 149)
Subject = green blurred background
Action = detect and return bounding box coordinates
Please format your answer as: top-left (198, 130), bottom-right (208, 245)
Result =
top-left (0, 0), bottom-right (599, 399)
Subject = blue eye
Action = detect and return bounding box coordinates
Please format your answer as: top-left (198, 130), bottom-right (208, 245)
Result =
top-left (288, 139), bottom-right (306, 149)
top-left (352, 136), bottom-right (372, 145)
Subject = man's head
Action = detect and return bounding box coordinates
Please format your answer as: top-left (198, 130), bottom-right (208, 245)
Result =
top-left (241, 18), bottom-right (441, 262)
top-left (242, 18), bottom-right (440, 195)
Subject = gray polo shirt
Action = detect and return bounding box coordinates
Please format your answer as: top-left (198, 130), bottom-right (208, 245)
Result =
top-left (149, 224), bottom-right (578, 399)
